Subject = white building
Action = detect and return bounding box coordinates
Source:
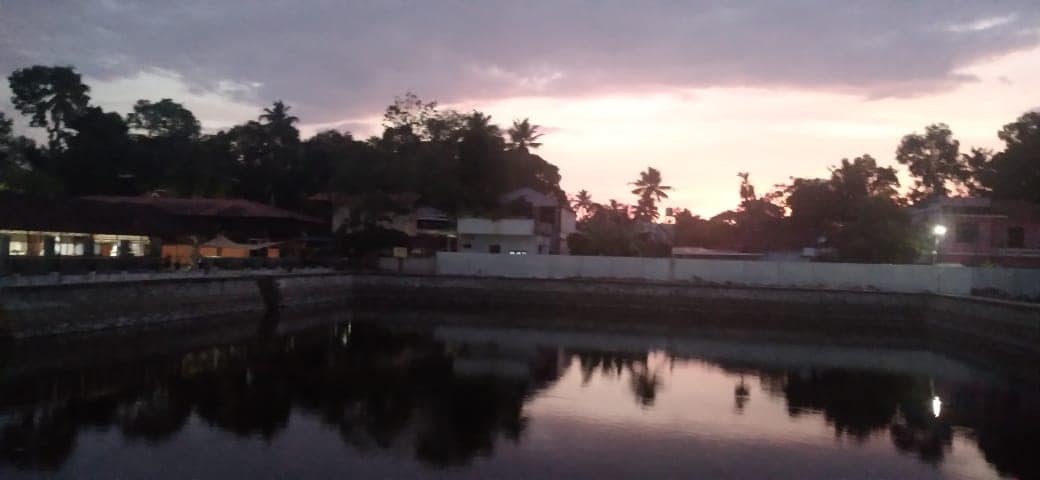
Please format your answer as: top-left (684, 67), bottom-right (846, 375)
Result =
top-left (458, 188), bottom-right (576, 255)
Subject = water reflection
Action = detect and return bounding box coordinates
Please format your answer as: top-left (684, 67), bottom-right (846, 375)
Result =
top-left (0, 320), bottom-right (1037, 479)
top-left (570, 349), bottom-right (663, 407)
top-left (757, 368), bottom-right (953, 463)
top-left (733, 376), bottom-right (751, 413)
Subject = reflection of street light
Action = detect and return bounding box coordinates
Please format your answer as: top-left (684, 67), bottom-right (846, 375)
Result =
top-left (932, 224), bottom-right (947, 264)
top-left (932, 396), bottom-right (942, 418)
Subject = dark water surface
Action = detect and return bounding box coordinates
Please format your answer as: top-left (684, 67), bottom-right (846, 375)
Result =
top-left (0, 313), bottom-right (1036, 479)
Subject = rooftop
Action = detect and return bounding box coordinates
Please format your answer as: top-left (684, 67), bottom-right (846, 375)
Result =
top-left (84, 196), bottom-right (324, 224)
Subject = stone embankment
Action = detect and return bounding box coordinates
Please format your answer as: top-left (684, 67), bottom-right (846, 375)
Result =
top-left (0, 272), bottom-right (1034, 373)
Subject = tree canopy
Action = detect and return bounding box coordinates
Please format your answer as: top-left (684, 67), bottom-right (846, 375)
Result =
top-left (3, 66), bottom-right (567, 216)
top-left (126, 99), bottom-right (201, 139)
top-left (971, 112), bottom-right (1040, 203)
top-left (895, 123), bottom-right (968, 202)
top-left (8, 65), bottom-right (91, 149)
top-left (630, 167), bottom-right (671, 220)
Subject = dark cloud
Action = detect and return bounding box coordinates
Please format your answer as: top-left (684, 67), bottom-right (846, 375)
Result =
top-left (1, 1), bottom-right (1038, 122)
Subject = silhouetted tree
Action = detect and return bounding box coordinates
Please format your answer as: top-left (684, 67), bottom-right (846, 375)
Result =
top-left (783, 155), bottom-right (922, 263)
top-left (260, 100), bottom-right (300, 146)
top-left (630, 167), bottom-right (671, 220)
top-left (457, 111), bottom-right (507, 210)
top-left (382, 92), bottom-right (438, 138)
top-left (896, 124), bottom-right (968, 202)
top-left (0, 112), bottom-right (12, 188)
top-left (8, 65), bottom-right (91, 149)
top-left (970, 112), bottom-right (1040, 203)
top-left (223, 101), bottom-right (306, 206)
top-left (507, 118), bottom-right (544, 150)
top-left (572, 189), bottom-right (593, 217)
top-left (60, 107), bottom-right (141, 195)
top-left (718, 172), bottom-right (784, 252)
top-left (124, 99), bottom-right (207, 195)
top-left (126, 98), bottom-right (201, 139)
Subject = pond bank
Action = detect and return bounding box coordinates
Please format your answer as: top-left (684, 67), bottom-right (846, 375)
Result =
top-left (1, 272), bottom-right (1037, 377)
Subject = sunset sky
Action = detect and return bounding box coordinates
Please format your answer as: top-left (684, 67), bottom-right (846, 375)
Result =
top-left (2, 1), bottom-right (1038, 216)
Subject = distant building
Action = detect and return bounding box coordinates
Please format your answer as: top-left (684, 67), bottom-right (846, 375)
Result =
top-left (310, 193), bottom-right (456, 256)
top-left (458, 188), bottom-right (576, 255)
top-left (310, 188), bottom-right (576, 256)
top-left (911, 196), bottom-right (1040, 267)
top-left (0, 192), bottom-right (170, 259)
top-left (0, 193), bottom-right (324, 265)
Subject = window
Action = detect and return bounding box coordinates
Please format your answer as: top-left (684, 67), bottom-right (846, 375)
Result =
top-left (7, 232), bottom-right (28, 256)
top-left (462, 243), bottom-right (472, 249)
top-left (955, 222), bottom-right (979, 243)
top-left (1008, 226), bottom-right (1025, 248)
top-left (489, 244), bottom-right (501, 254)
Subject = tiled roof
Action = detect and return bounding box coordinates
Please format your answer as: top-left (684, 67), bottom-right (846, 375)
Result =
top-left (0, 192), bottom-right (174, 236)
top-left (84, 196), bottom-right (324, 224)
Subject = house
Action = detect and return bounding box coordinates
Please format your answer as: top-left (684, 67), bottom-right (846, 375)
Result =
top-left (309, 188), bottom-right (576, 257)
top-left (309, 193), bottom-right (456, 257)
top-left (911, 196), bottom-right (1040, 267)
top-left (457, 188), bottom-right (576, 255)
top-left (0, 193), bottom-right (325, 266)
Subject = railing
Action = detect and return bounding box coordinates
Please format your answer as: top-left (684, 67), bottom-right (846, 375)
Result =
top-left (993, 248), bottom-right (1040, 257)
top-left (457, 218), bottom-right (535, 236)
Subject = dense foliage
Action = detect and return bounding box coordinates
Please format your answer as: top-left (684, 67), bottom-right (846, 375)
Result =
top-left (1, 67), bottom-right (565, 217)
top-left (571, 115), bottom-right (1040, 263)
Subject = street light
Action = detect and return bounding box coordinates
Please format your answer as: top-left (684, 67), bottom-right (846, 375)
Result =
top-left (932, 224), bottom-right (947, 264)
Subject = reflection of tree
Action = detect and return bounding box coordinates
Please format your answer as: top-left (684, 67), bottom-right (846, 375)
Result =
top-left (947, 386), bottom-right (1040, 479)
top-left (569, 350), bottom-right (663, 407)
top-left (733, 377), bottom-right (750, 414)
top-left (414, 376), bottom-right (529, 466)
top-left (572, 349), bottom-right (644, 385)
top-left (116, 385), bottom-right (192, 443)
top-left (724, 360), bottom-right (1040, 479)
top-left (0, 323), bottom-right (564, 471)
top-left (4, 330), bottom-right (1039, 480)
top-left (757, 367), bottom-right (959, 465)
top-left (770, 369), bottom-right (932, 441)
top-left (1, 408), bottom-right (78, 470)
top-left (628, 365), bottom-right (662, 407)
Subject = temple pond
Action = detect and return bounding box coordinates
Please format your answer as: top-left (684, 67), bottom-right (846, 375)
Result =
top-left (0, 314), bottom-right (1035, 479)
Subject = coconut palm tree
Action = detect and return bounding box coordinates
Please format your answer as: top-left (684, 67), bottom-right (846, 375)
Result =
top-left (630, 167), bottom-right (671, 202)
top-left (630, 167), bottom-right (671, 220)
top-left (507, 118), bottom-right (544, 150)
top-left (259, 100), bottom-right (300, 146)
top-left (572, 189), bottom-right (594, 216)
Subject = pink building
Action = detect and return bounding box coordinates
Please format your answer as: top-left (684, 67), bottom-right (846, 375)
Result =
top-left (912, 197), bottom-right (1040, 268)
